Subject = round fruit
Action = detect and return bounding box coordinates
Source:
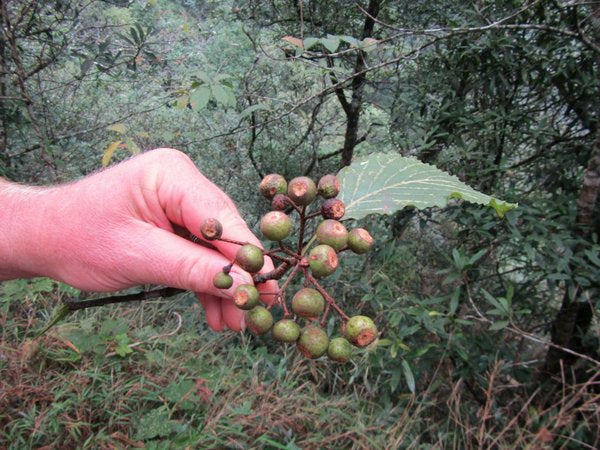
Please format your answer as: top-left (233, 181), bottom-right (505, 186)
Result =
top-left (200, 218), bottom-right (223, 240)
top-left (233, 284), bottom-right (260, 310)
top-left (245, 306), bottom-right (273, 335)
top-left (321, 198), bottom-right (345, 220)
top-left (317, 174), bottom-right (340, 198)
top-left (308, 244), bottom-right (338, 278)
top-left (259, 174), bottom-right (287, 199)
top-left (235, 244), bottom-right (264, 273)
top-left (213, 272), bottom-right (233, 289)
top-left (272, 319), bottom-right (301, 343)
top-left (287, 176), bottom-right (317, 206)
top-left (345, 315), bottom-right (378, 347)
top-left (271, 194), bottom-right (291, 211)
top-left (327, 337), bottom-right (353, 362)
top-left (347, 228), bottom-right (374, 254)
top-left (316, 220), bottom-right (348, 252)
top-left (297, 325), bottom-right (329, 359)
top-left (292, 288), bottom-right (325, 319)
top-left (260, 211), bottom-right (292, 241)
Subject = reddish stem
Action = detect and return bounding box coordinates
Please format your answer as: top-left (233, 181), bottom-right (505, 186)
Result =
top-left (305, 271), bottom-right (350, 321)
top-left (304, 211), bottom-right (321, 220)
top-left (217, 237), bottom-right (248, 247)
top-left (252, 261), bottom-right (292, 284)
top-left (297, 206), bottom-right (307, 254)
top-left (273, 262), bottom-right (301, 317)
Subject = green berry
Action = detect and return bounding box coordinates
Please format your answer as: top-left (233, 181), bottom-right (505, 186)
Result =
top-left (345, 315), bottom-right (377, 347)
top-left (347, 228), bottom-right (374, 254)
top-left (260, 211), bottom-right (292, 241)
top-left (213, 272), bottom-right (233, 289)
top-left (308, 244), bottom-right (338, 278)
top-left (317, 174), bottom-right (340, 198)
top-left (327, 337), bottom-right (353, 363)
top-left (272, 319), bottom-right (301, 343)
top-left (321, 198), bottom-right (345, 220)
top-left (233, 284), bottom-right (260, 310)
top-left (235, 244), bottom-right (264, 273)
top-left (297, 325), bottom-right (329, 359)
top-left (200, 218), bottom-right (223, 240)
top-left (316, 219), bottom-right (348, 252)
top-left (259, 174), bottom-right (287, 199)
top-left (287, 176), bottom-right (317, 206)
top-left (292, 288), bottom-right (325, 319)
top-left (245, 306), bottom-right (273, 335)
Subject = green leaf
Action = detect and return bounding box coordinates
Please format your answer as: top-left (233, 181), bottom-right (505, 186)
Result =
top-left (107, 123), bottom-right (127, 134)
top-left (337, 153), bottom-right (517, 220)
top-left (190, 86), bottom-right (210, 110)
top-left (303, 37), bottom-right (320, 50)
top-left (175, 94), bottom-right (189, 109)
top-left (210, 84), bottom-right (229, 106)
top-left (135, 407), bottom-right (177, 440)
top-left (489, 320), bottom-right (509, 331)
top-left (402, 359), bottom-right (416, 394)
top-left (321, 35), bottom-right (341, 53)
top-left (240, 103), bottom-right (269, 118)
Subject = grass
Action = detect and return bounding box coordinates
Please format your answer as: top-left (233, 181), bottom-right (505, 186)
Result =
top-left (1, 279), bottom-right (598, 449)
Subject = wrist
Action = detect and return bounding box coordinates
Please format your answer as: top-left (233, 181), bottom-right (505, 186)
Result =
top-left (0, 180), bottom-right (61, 280)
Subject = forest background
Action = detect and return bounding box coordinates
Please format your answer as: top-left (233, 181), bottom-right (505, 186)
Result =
top-left (1, 0), bottom-right (599, 448)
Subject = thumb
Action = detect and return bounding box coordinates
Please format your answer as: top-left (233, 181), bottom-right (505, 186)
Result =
top-left (126, 225), bottom-right (253, 297)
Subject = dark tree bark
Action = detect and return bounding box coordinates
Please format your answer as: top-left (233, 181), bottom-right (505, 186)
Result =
top-left (543, 4), bottom-right (600, 375)
top-left (338, 0), bottom-right (380, 168)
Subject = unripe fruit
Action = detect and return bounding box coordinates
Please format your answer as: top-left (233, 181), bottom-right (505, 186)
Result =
top-left (260, 211), bottom-right (292, 241)
top-left (292, 288), bottom-right (325, 319)
top-left (259, 174), bottom-right (287, 199)
top-left (347, 228), bottom-right (374, 254)
top-left (297, 325), bottom-right (329, 359)
top-left (245, 306), bottom-right (273, 335)
top-left (287, 176), bottom-right (317, 206)
top-left (200, 218), bottom-right (223, 240)
top-left (345, 315), bottom-right (377, 347)
top-left (213, 272), bottom-right (233, 289)
top-left (233, 284), bottom-right (260, 310)
top-left (271, 194), bottom-right (291, 211)
top-left (308, 244), bottom-right (338, 278)
top-left (321, 198), bottom-right (345, 220)
top-left (316, 219), bottom-right (348, 252)
top-left (327, 337), bottom-right (353, 362)
top-left (272, 319), bottom-right (301, 343)
top-left (317, 174), bottom-right (340, 198)
top-left (235, 244), bottom-right (264, 273)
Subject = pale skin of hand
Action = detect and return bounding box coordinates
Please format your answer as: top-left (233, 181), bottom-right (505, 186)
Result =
top-left (0, 148), bottom-right (278, 332)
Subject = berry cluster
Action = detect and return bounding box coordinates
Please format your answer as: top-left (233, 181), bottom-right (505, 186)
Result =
top-left (201, 174), bottom-right (377, 362)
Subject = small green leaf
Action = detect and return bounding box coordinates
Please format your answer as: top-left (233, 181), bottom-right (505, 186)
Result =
top-left (321, 35), bottom-right (341, 53)
top-left (190, 86), bottom-right (210, 110)
top-left (240, 103), bottom-right (269, 118)
top-left (402, 359), bottom-right (416, 394)
top-left (489, 320), bottom-right (509, 331)
top-left (450, 287), bottom-right (460, 315)
top-left (303, 37), bottom-right (320, 50)
top-left (210, 84), bottom-right (229, 106)
top-left (107, 123), bottom-right (127, 134)
top-left (175, 94), bottom-right (189, 109)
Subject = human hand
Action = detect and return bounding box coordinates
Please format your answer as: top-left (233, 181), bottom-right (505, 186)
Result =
top-left (0, 148), bottom-right (277, 331)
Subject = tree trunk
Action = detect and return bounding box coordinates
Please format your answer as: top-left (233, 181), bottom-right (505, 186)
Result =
top-left (338, 0), bottom-right (380, 168)
top-left (543, 4), bottom-right (600, 374)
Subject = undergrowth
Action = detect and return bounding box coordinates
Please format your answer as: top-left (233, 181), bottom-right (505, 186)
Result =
top-left (1, 276), bottom-right (598, 448)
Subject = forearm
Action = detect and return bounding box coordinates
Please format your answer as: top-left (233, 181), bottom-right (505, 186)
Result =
top-left (0, 179), bottom-right (59, 280)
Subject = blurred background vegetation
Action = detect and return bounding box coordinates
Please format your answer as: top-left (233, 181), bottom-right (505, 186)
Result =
top-left (1, 0), bottom-right (599, 448)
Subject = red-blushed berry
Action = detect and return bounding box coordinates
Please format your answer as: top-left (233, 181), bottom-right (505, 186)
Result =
top-left (347, 228), bottom-right (374, 254)
top-left (297, 325), bottom-right (329, 359)
top-left (316, 219), bottom-right (348, 252)
top-left (235, 244), bottom-right (264, 273)
top-left (287, 176), bottom-right (317, 206)
top-left (245, 306), bottom-right (273, 335)
top-left (308, 244), bottom-right (338, 278)
top-left (259, 174), bottom-right (287, 199)
top-left (291, 288), bottom-right (325, 319)
top-left (344, 315), bottom-right (378, 347)
top-left (260, 211), bottom-right (292, 241)
top-left (200, 218), bottom-right (223, 240)
top-left (317, 174), bottom-right (340, 198)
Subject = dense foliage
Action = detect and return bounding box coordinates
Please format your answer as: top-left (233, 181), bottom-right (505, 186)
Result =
top-left (1, 0), bottom-right (598, 448)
